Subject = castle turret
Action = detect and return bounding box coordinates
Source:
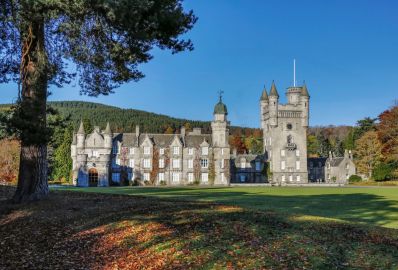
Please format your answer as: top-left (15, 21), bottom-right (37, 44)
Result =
top-left (260, 86), bottom-right (269, 131)
top-left (104, 122), bottom-right (113, 148)
top-left (268, 81), bottom-right (279, 127)
top-left (77, 120), bottom-right (85, 148)
top-left (212, 94), bottom-right (228, 147)
top-left (300, 82), bottom-right (310, 127)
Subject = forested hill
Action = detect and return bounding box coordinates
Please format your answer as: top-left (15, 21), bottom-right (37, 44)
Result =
top-left (0, 101), bottom-right (218, 134)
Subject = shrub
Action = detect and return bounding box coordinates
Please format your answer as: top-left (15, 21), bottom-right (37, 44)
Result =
top-left (373, 162), bottom-right (398, 181)
top-left (159, 180), bottom-right (167, 186)
top-left (348, 175), bottom-right (362, 183)
top-left (144, 180), bottom-right (150, 186)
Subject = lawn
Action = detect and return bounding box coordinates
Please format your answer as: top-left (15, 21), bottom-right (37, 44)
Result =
top-left (61, 186), bottom-right (398, 229)
top-left (1, 185), bottom-right (398, 269)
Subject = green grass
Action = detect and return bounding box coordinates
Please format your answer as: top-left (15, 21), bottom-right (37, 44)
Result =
top-left (57, 186), bottom-right (398, 229)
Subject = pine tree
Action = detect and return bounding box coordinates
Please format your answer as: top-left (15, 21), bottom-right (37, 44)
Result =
top-left (0, 1), bottom-right (196, 202)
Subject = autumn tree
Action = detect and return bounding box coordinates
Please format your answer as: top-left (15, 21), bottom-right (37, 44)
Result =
top-left (354, 130), bottom-right (383, 178)
top-left (0, 139), bottom-right (20, 184)
top-left (0, 1), bottom-right (196, 202)
top-left (377, 104), bottom-right (398, 163)
top-left (164, 126), bottom-right (174, 134)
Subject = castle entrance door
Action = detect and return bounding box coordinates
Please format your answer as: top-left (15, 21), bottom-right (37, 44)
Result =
top-left (88, 168), bottom-right (99, 187)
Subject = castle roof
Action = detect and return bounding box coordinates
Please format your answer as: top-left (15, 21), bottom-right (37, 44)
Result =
top-left (112, 133), bottom-right (212, 148)
top-left (77, 120), bottom-right (85, 134)
top-left (214, 96), bottom-right (228, 115)
top-left (104, 122), bottom-right (112, 134)
top-left (301, 82), bottom-right (310, 97)
top-left (269, 81), bottom-right (279, 98)
top-left (260, 86), bottom-right (268, 101)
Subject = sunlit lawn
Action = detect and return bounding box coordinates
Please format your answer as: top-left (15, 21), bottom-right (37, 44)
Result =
top-left (59, 186), bottom-right (398, 229)
top-left (2, 185), bottom-right (398, 269)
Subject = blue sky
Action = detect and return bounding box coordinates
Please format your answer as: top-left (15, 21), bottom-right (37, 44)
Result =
top-left (1, 0), bottom-right (397, 127)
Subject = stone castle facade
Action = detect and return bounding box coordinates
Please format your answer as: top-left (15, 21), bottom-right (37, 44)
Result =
top-left (71, 97), bottom-right (230, 187)
top-left (71, 80), bottom-right (355, 187)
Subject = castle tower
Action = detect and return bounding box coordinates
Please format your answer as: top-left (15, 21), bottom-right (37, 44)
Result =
top-left (76, 120), bottom-right (85, 149)
top-left (260, 86), bottom-right (269, 131)
top-left (261, 78), bottom-right (309, 184)
top-left (104, 122), bottom-right (113, 149)
top-left (211, 92), bottom-right (230, 185)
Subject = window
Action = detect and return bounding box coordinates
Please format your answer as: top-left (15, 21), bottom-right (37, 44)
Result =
top-left (296, 161), bottom-right (300, 170)
top-left (188, 173), bottom-right (194, 182)
top-left (172, 159), bottom-right (180, 169)
top-left (201, 159), bottom-right (208, 168)
top-left (241, 160), bottom-right (246, 169)
top-left (221, 148), bottom-right (224, 155)
top-left (159, 148), bottom-right (164, 155)
top-left (287, 123), bottom-right (292, 130)
top-left (129, 148), bottom-right (135, 155)
top-left (129, 159), bottom-right (134, 168)
top-left (221, 159), bottom-right (225, 169)
top-left (173, 146), bottom-right (180, 155)
top-left (269, 137), bottom-right (272, 146)
top-left (255, 161), bottom-right (261, 171)
top-left (144, 146), bottom-right (150, 155)
top-left (327, 163), bottom-right (331, 169)
top-left (112, 143), bottom-right (118, 154)
top-left (172, 172), bottom-right (180, 182)
top-left (92, 150), bottom-right (99, 157)
top-left (188, 159), bottom-right (194, 169)
top-left (143, 159), bottom-right (151, 168)
top-left (327, 174), bottom-right (331, 180)
top-left (112, 173), bottom-right (120, 182)
top-left (201, 173), bottom-right (208, 182)
top-left (281, 161), bottom-right (286, 170)
top-left (144, 173), bottom-right (150, 181)
top-left (221, 172), bottom-right (225, 182)
top-left (159, 159), bottom-right (165, 168)
top-left (296, 150), bottom-right (300, 157)
top-left (289, 175), bottom-right (293, 182)
top-left (310, 162), bottom-right (313, 168)
top-left (116, 158), bottom-right (121, 166)
top-left (202, 147), bottom-right (208, 155)
top-left (188, 148), bottom-right (193, 155)
top-left (345, 163), bottom-right (349, 170)
top-left (112, 158), bottom-right (117, 168)
top-left (296, 175), bottom-right (301, 182)
top-left (159, 172), bottom-right (164, 181)
top-left (281, 150), bottom-right (285, 157)
top-left (281, 175), bottom-right (285, 182)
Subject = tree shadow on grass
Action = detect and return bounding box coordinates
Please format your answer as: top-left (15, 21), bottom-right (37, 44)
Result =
top-left (1, 186), bottom-right (398, 269)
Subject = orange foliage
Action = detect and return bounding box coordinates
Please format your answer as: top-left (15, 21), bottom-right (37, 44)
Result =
top-left (0, 139), bottom-right (20, 184)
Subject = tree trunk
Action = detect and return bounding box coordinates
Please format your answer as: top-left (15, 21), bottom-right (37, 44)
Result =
top-left (13, 20), bottom-right (49, 203)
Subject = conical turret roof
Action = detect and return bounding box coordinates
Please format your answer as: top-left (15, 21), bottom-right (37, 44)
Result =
top-left (269, 81), bottom-right (279, 98)
top-left (104, 122), bottom-right (112, 134)
top-left (260, 86), bottom-right (268, 101)
top-left (301, 81), bottom-right (310, 97)
top-left (77, 120), bottom-right (85, 134)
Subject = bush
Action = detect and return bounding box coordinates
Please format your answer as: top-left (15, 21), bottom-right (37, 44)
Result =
top-left (159, 180), bottom-right (166, 186)
top-left (373, 162), bottom-right (398, 181)
top-left (144, 180), bottom-right (150, 186)
top-left (130, 178), bottom-right (140, 186)
top-left (348, 175), bottom-right (362, 183)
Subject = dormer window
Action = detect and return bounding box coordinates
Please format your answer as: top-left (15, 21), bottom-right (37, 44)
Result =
top-left (159, 148), bottom-right (165, 155)
top-left (144, 146), bottom-right (151, 155)
top-left (173, 146), bottom-right (180, 155)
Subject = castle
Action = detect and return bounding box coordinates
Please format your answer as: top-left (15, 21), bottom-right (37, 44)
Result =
top-left (71, 80), bottom-right (355, 186)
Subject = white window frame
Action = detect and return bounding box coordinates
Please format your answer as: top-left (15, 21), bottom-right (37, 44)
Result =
top-left (296, 175), bottom-right (301, 182)
top-left (201, 173), bottom-right (208, 182)
top-left (143, 146), bottom-right (151, 155)
top-left (129, 148), bottom-right (135, 155)
top-left (92, 150), bottom-right (99, 157)
top-left (188, 159), bottom-right (194, 169)
top-left (281, 149), bottom-right (285, 157)
top-left (201, 158), bottom-right (208, 168)
top-left (172, 158), bottom-right (180, 169)
top-left (296, 161), bottom-right (300, 170)
top-left (144, 173), bottom-right (150, 181)
top-left (129, 159), bottom-right (134, 168)
top-left (281, 161), bottom-right (286, 170)
top-left (289, 175), bottom-right (293, 182)
top-left (220, 159), bottom-right (225, 169)
top-left (143, 158), bottom-right (151, 169)
top-left (159, 148), bottom-right (164, 155)
top-left (221, 172), bottom-right (225, 182)
top-left (188, 148), bottom-right (193, 155)
top-left (281, 175), bottom-right (286, 182)
top-left (202, 147), bottom-right (209, 155)
top-left (296, 150), bottom-right (300, 157)
top-left (188, 172), bottom-right (194, 182)
top-left (221, 148), bottom-right (224, 155)
top-left (158, 172), bottom-right (164, 181)
top-left (172, 172), bottom-right (180, 182)
top-left (173, 146), bottom-right (180, 155)
top-left (159, 159), bottom-right (165, 168)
